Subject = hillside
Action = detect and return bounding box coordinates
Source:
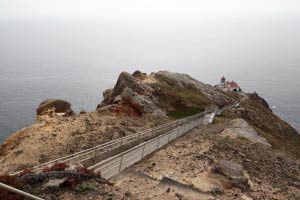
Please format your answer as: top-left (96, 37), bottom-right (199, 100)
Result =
top-left (1, 70), bottom-right (300, 200)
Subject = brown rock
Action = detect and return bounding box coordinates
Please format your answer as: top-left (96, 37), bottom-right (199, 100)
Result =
top-left (132, 70), bottom-right (147, 80)
top-left (36, 99), bottom-right (75, 117)
top-left (80, 110), bottom-right (87, 114)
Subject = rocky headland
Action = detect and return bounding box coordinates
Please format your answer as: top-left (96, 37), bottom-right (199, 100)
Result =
top-left (1, 70), bottom-right (300, 200)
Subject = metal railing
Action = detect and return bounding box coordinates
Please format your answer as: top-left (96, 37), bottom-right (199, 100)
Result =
top-left (3, 102), bottom-right (236, 199)
top-left (0, 183), bottom-right (44, 200)
top-left (88, 116), bottom-right (205, 179)
top-left (11, 108), bottom-right (215, 176)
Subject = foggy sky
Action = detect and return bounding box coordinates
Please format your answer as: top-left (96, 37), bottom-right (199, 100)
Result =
top-left (0, 0), bottom-right (300, 134)
top-left (1, 0), bottom-right (300, 20)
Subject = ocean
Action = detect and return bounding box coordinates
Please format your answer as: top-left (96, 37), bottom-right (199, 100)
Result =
top-left (0, 18), bottom-right (299, 143)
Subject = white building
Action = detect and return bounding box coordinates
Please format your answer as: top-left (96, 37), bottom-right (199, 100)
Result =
top-left (218, 76), bottom-right (241, 92)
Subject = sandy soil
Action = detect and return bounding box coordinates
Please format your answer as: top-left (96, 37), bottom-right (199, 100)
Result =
top-left (0, 112), bottom-right (169, 174)
top-left (110, 117), bottom-right (300, 200)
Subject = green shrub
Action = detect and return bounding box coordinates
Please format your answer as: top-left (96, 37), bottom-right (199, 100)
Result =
top-left (75, 183), bottom-right (94, 194)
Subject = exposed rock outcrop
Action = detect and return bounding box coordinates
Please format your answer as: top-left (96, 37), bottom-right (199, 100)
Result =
top-left (212, 160), bottom-right (250, 190)
top-left (222, 118), bottom-right (271, 146)
top-left (154, 71), bottom-right (235, 106)
top-left (36, 99), bottom-right (75, 117)
top-left (97, 70), bottom-right (237, 117)
top-left (1, 70), bottom-right (300, 200)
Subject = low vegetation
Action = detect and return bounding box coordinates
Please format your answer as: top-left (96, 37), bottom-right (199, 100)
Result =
top-left (167, 107), bottom-right (203, 119)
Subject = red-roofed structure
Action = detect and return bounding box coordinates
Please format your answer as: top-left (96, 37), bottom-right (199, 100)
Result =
top-left (228, 81), bottom-right (241, 92)
top-left (218, 76), bottom-right (241, 92)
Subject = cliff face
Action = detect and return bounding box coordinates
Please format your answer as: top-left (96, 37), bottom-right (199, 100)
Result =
top-left (223, 93), bottom-right (300, 158)
top-left (0, 70), bottom-right (234, 174)
top-left (1, 70), bottom-right (300, 199)
top-left (97, 71), bottom-right (236, 117)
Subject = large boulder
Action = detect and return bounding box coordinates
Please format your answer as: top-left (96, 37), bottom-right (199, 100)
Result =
top-left (36, 99), bottom-right (75, 117)
top-left (121, 87), bottom-right (135, 101)
top-left (111, 72), bottom-right (136, 98)
top-left (121, 87), bottom-right (160, 114)
top-left (212, 160), bottom-right (250, 190)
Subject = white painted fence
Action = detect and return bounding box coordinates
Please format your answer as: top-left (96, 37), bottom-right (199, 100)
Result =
top-left (88, 117), bottom-right (204, 179)
top-left (11, 108), bottom-right (214, 176)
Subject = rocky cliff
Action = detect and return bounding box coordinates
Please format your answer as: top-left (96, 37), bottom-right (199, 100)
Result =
top-left (1, 70), bottom-right (300, 200)
top-left (0, 70), bottom-right (235, 174)
top-left (97, 71), bottom-right (235, 117)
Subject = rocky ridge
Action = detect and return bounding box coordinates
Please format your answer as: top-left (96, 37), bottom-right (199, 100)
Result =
top-left (97, 71), bottom-right (235, 117)
top-left (1, 70), bottom-right (300, 200)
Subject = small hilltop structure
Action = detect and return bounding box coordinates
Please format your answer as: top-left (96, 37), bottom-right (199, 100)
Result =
top-left (218, 76), bottom-right (242, 92)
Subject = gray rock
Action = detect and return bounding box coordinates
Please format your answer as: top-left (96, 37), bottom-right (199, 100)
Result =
top-left (131, 95), bottom-right (157, 113)
top-left (112, 72), bottom-right (136, 98)
top-left (103, 89), bottom-right (112, 98)
top-left (218, 161), bottom-right (244, 179)
top-left (43, 178), bottom-right (67, 192)
top-left (96, 105), bottom-right (113, 113)
top-left (101, 89), bottom-right (113, 105)
top-left (121, 87), bottom-right (158, 114)
top-left (152, 108), bottom-right (166, 117)
top-left (121, 87), bottom-right (134, 101)
top-left (113, 95), bottom-right (122, 104)
top-left (213, 160), bottom-right (250, 190)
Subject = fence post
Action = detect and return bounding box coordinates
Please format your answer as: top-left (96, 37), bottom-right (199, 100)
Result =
top-left (141, 143), bottom-right (146, 158)
top-left (94, 149), bottom-right (97, 162)
top-left (168, 132), bottom-right (171, 142)
top-left (119, 155), bottom-right (123, 172)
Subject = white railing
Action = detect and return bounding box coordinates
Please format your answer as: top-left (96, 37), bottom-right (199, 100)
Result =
top-left (0, 183), bottom-right (44, 200)
top-left (87, 116), bottom-right (204, 179)
top-left (11, 108), bottom-right (215, 176)
top-left (4, 102), bottom-right (237, 200)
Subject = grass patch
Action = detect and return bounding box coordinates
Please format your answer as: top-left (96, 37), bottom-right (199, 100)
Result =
top-left (215, 137), bottom-right (235, 151)
top-left (167, 107), bottom-right (203, 119)
top-left (75, 183), bottom-right (94, 195)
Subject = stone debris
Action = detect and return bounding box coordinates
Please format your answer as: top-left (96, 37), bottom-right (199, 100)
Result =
top-left (0, 162), bottom-right (115, 199)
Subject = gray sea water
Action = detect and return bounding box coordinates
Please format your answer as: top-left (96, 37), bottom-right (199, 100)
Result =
top-left (0, 18), bottom-right (299, 143)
